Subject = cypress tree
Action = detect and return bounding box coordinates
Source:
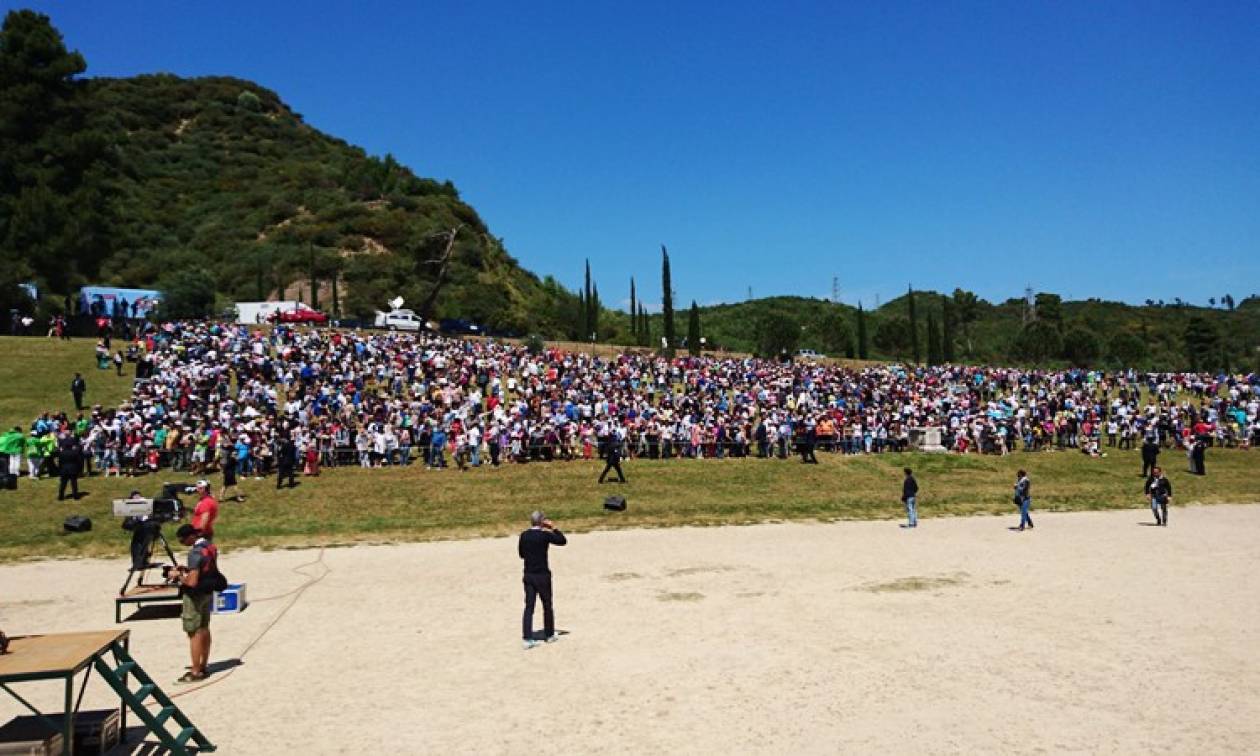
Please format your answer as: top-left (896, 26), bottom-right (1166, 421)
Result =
top-left (941, 294), bottom-right (955, 363)
top-left (630, 277), bottom-right (637, 336)
top-left (857, 303), bottom-right (869, 359)
top-left (687, 300), bottom-right (701, 356)
top-left (591, 282), bottom-right (600, 340)
top-left (927, 311), bottom-right (941, 366)
top-left (577, 289), bottom-right (586, 342)
top-left (907, 285), bottom-right (920, 364)
top-left (661, 245), bottom-right (676, 354)
top-left (583, 259), bottom-right (592, 339)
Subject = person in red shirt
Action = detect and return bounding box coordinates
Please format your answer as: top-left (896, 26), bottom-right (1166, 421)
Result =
top-left (191, 480), bottom-right (219, 541)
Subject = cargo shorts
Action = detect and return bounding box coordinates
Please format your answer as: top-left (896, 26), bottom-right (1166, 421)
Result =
top-left (181, 592), bottom-right (212, 634)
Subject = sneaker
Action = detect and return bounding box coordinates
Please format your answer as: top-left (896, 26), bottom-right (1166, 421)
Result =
top-left (545, 634), bottom-right (560, 644)
top-left (523, 639), bottom-right (540, 650)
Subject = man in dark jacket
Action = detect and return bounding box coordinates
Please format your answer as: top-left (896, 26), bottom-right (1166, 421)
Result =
top-left (56, 433), bottom-right (83, 501)
top-left (1140, 435), bottom-right (1160, 477)
top-left (276, 435), bottom-right (297, 489)
top-left (902, 467), bottom-right (919, 528)
top-left (1144, 466), bottom-right (1173, 526)
top-left (1191, 436), bottom-right (1207, 476)
top-left (598, 428), bottom-right (626, 484)
top-left (70, 373), bottom-right (86, 411)
top-left (519, 511), bottom-right (567, 649)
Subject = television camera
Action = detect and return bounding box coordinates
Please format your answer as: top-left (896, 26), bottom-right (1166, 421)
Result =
top-left (114, 483), bottom-right (195, 596)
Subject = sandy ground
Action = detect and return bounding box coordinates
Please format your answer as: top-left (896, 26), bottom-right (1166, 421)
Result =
top-left (2, 506), bottom-right (1259, 754)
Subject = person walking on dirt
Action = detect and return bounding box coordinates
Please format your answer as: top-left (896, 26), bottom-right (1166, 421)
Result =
top-left (902, 467), bottom-right (919, 528)
top-left (1145, 466), bottom-right (1172, 526)
top-left (1013, 469), bottom-right (1033, 531)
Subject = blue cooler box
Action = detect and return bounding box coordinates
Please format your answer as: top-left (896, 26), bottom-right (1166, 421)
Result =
top-left (213, 583), bottom-right (247, 614)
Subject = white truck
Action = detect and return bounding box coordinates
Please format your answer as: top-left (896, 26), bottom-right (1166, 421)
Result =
top-left (374, 308), bottom-right (424, 331)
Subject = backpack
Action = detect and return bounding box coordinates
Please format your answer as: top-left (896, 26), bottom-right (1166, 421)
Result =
top-left (191, 543), bottom-right (229, 595)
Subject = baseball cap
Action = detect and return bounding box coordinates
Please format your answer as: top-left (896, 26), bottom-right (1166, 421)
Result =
top-left (195, 479), bottom-right (210, 489)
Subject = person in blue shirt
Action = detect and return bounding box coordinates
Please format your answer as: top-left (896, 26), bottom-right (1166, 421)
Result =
top-left (430, 426), bottom-right (447, 469)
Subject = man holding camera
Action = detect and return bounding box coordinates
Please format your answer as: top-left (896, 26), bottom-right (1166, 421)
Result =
top-left (173, 524), bottom-right (217, 683)
top-left (519, 511), bottom-right (567, 649)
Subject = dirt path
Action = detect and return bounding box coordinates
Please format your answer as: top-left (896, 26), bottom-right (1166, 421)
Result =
top-left (3, 506), bottom-right (1258, 753)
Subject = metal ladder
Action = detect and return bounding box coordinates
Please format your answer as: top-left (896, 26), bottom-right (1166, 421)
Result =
top-left (91, 640), bottom-right (216, 754)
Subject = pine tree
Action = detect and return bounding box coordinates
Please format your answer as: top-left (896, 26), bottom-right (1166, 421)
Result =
top-left (630, 277), bottom-right (637, 336)
top-left (661, 245), bottom-right (676, 354)
top-left (687, 300), bottom-right (701, 356)
top-left (907, 285), bottom-right (920, 364)
top-left (941, 294), bottom-right (955, 363)
top-left (857, 303), bottom-right (869, 359)
top-left (926, 311), bottom-right (941, 366)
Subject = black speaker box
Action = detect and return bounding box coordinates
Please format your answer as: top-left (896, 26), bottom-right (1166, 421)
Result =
top-left (0, 473), bottom-right (16, 491)
top-left (63, 515), bottom-right (92, 533)
top-left (603, 495), bottom-right (627, 512)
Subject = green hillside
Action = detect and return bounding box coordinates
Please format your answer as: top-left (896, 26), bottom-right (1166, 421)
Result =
top-left (0, 9), bottom-right (614, 339)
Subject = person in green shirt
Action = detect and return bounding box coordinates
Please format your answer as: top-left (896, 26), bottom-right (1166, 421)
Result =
top-left (26, 432), bottom-right (52, 479)
top-left (0, 427), bottom-right (25, 477)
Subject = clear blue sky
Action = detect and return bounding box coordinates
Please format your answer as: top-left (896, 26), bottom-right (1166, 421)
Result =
top-left (10, 1), bottom-right (1259, 309)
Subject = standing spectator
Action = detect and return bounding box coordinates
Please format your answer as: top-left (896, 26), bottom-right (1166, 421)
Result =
top-left (219, 441), bottom-right (242, 502)
top-left (113, 350), bottom-right (124, 376)
top-left (1, 426), bottom-right (26, 480)
top-left (70, 373), bottom-right (86, 411)
top-left (518, 511), bottom-right (567, 650)
top-left (276, 435), bottom-right (297, 489)
top-left (192, 480), bottom-right (219, 540)
top-left (1144, 466), bottom-right (1172, 526)
top-left (56, 433), bottom-right (83, 501)
top-left (1013, 469), bottom-right (1033, 531)
top-left (1140, 435), bottom-right (1160, 478)
top-left (1191, 436), bottom-right (1207, 476)
top-left (26, 431), bottom-right (49, 480)
top-left (901, 467), bottom-right (919, 528)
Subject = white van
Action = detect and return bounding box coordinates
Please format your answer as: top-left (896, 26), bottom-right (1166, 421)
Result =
top-left (374, 309), bottom-right (424, 331)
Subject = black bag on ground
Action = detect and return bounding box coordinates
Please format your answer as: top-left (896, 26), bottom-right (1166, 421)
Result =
top-left (0, 473), bottom-right (16, 491)
top-left (63, 515), bottom-right (92, 533)
top-left (603, 495), bottom-right (627, 512)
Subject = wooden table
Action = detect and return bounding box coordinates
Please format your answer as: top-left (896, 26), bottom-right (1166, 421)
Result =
top-left (116, 583), bottom-right (181, 623)
top-left (0, 630), bottom-right (129, 755)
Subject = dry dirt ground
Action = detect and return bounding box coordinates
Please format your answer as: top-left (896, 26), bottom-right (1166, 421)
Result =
top-left (2, 506), bottom-right (1259, 754)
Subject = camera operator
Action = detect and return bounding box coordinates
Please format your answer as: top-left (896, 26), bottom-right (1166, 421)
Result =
top-left (172, 524), bottom-right (217, 683)
top-left (191, 480), bottom-right (218, 541)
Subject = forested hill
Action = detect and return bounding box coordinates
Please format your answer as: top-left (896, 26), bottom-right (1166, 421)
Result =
top-left (0, 10), bottom-right (596, 337)
top-left (637, 292), bottom-right (1259, 372)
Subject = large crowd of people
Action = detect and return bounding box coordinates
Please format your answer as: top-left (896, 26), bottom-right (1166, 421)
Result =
top-left (2, 321), bottom-right (1257, 493)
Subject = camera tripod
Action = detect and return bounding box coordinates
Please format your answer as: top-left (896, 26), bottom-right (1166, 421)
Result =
top-left (118, 520), bottom-right (179, 596)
